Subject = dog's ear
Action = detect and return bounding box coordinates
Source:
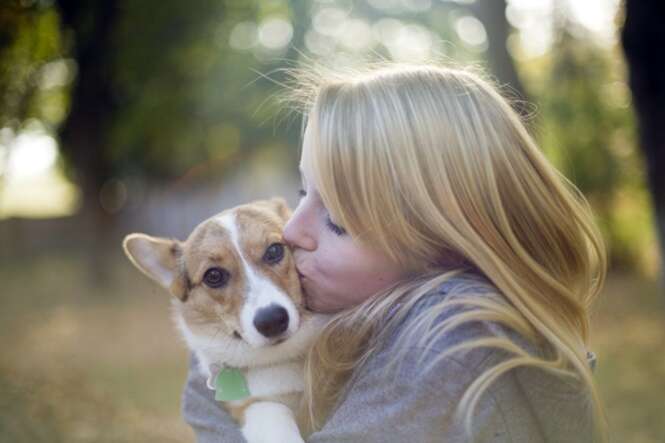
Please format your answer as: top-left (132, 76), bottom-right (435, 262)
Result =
top-left (269, 196), bottom-right (292, 222)
top-left (122, 233), bottom-right (190, 301)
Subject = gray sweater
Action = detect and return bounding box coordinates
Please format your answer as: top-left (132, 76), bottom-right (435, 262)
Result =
top-left (181, 272), bottom-right (598, 442)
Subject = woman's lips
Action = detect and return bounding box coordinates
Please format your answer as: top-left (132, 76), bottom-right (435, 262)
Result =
top-left (296, 266), bottom-right (308, 282)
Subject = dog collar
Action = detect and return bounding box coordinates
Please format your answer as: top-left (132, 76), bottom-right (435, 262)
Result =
top-left (206, 364), bottom-right (250, 402)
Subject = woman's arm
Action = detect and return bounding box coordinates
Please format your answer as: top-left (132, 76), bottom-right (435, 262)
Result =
top-left (181, 352), bottom-right (246, 443)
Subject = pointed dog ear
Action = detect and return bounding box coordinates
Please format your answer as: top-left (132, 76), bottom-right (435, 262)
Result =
top-left (269, 196), bottom-right (292, 222)
top-left (122, 233), bottom-right (190, 301)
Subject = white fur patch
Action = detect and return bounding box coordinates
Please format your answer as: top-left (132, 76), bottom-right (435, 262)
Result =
top-left (242, 402), bottom-right (304, 443)
top-left (173, 303), bottom-right (328, 372)
top-left (245, 362), bottom-right (304, 397)
top-left (215, 213), bottom-right (300, 347)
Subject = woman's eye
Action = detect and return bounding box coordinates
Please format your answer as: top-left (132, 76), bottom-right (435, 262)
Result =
top-left (263, 243), bottom-right (285, 264)
top-left (326, 216), bottom-right (346, 236)
top-left (297, 188), bottom-right (306, 199)
top-left (203, 267), bottom-right (229, 288)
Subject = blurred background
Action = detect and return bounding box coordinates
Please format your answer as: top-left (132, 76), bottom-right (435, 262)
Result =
top-left (0, 0), bottom-right (663, 441)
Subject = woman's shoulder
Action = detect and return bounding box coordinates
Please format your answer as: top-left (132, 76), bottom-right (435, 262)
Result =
top-left (392, 270), bottom-right (500, 323)
top-left (333, 271), bottom-right (597, 442)
top-left (417, 269), bottom-right (500, 307)
top-left (436, 269), bottom-right (498, 294)
top-left (390, 270), bottom-right (527, 353)
top-left (386, 271), bottom-right (528, 372)
top-left (383, 270), bottom-right (596, 376)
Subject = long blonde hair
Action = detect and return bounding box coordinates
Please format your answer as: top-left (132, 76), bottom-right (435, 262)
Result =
top-left (276, 58), bottom-right (607, 441)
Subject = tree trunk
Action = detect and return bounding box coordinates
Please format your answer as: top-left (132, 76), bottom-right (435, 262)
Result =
top-left (55, 0), bottom-right (119, 285)
top-left (621, 0), bottom-right (665, 286)
top-left (472, 0), bottom-right (531, 119)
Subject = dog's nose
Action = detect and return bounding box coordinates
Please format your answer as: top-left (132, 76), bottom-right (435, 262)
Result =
top-left (253, 304), bottom-right (289, 338)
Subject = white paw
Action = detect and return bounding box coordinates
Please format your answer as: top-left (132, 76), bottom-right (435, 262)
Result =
top-left (241, 402), bottom-right (304, 443)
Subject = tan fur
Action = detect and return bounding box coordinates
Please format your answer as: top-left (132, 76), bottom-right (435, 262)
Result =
top-left (227, 391), bottom-right (302, 427)
top-left (228, 398), bottom-right (264, 425)
top-left (179, 218), bottom-right (247, 331)
top-left (235, 205), bottom-right (305, 316)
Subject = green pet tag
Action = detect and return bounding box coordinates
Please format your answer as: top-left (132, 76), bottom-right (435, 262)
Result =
top-left (214, 367), bottom-right (250, 402)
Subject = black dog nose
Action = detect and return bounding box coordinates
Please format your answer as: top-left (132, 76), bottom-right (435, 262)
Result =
top-left (253, 304), bottom-right (289, 338)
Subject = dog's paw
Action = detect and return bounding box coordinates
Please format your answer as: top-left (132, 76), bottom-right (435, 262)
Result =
top-left (241, 401), bottom-right (304, 443)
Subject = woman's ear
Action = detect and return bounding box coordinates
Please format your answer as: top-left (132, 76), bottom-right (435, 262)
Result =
top-left (122, 233), bottom-right (190, 301)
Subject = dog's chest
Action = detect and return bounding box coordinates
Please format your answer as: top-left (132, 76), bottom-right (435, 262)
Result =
top-left (243, 362), bottom-right (305, 397)
top-left (220, 362), bottom-right (306, 427)
top-left (198, 354), bottom-right (305, 398)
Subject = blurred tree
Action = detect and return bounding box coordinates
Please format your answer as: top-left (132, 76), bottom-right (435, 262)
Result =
top-left (471, 0), bottom-right (530, 117)
top-left (55, 0), bottom-right (119, 265)
top-left (54, 0), bottom-right (305, 205)
top-left (51, 0), bottom-right (307, 250)
top-left (0, 1), bottom-right (62, 186)
top-left (622, 0), bottom-right (665, 285)
top-left (49, 0), bottom-right (307, 282)
top-left (536, 27), bottom-right (648, 272)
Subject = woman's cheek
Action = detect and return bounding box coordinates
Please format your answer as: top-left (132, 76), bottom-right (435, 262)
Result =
top-left (317, 246), bottom-right (356, 284)
top-left (310, 257), bottom-right (349, 299)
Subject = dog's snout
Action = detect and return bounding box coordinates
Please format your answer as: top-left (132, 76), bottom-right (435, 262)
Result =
top-left (253, 304), bottom-right (289, 338)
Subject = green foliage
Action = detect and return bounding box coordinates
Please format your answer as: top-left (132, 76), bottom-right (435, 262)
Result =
top-left (0, 2), bottom-right (65, 130)
top-left (2, 0), bottom-right (301, 185)
top-left (106, 0), bottom-right (299, 181)
top-left (528, 32), bottom-right (653, 273)
top-left (539, 37), bottom-right (628, 198)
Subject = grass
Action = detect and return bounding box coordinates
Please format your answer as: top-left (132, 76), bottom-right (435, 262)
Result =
top-left (590, 271), bottom-right (665, 442)
top-left (0, 250), bottom-right (193, 442)
top-left (0, 249), bottom-right (663, 442)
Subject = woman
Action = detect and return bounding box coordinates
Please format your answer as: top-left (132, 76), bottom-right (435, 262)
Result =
top-left (182, 60), bottom-right (606, 442)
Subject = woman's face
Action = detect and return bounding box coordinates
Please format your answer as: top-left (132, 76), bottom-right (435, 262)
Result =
top-left (282, 124), bottom-right (410, 313)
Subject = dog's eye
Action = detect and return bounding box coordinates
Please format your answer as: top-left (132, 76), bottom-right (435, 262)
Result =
top-left (203, 267), bottom-right (229, 288)
top-left (263, 243), bottom-right (284, 264)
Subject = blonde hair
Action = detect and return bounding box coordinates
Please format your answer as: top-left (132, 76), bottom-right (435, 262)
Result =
top-left (276, 57), bottom-right (607, 441)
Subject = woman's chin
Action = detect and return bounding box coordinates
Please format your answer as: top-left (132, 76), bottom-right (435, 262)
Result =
top-left (301, 287), bottom-right (322, 312)
top-left (301, 281), bottom-right (342, 313)
top-left (303, 292), bottom-right (315, 312)
top-left (305, 297), bottom-right (339, 314)
top-left (300, 280), bottom-right (316, 311)
top-left (303, 291), bottom-right (324, 313)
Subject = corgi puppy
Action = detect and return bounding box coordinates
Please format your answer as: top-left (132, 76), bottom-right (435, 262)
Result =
top-left (122, 197), bottom-right (327, 443)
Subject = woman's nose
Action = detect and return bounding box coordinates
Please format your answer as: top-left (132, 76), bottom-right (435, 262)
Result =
top-left (283, 208), bottom-right (316, 251)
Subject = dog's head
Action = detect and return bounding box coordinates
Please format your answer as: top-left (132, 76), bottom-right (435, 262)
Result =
top-left (123, 197), bottom-right (322, 362)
